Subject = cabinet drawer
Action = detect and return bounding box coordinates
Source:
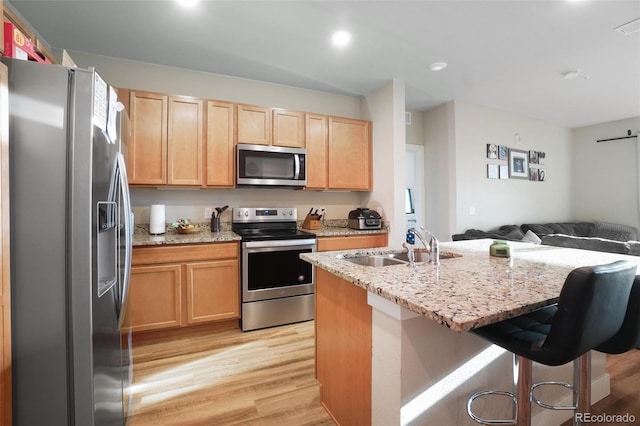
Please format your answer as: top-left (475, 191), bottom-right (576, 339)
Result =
top-left (133, 242), bottom-right (239, 265)
top-left (317, 234), bottom-right (388, 251)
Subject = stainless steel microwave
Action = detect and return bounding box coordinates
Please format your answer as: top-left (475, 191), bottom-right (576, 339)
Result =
top-left (236, 143), bottom-right (307, 187)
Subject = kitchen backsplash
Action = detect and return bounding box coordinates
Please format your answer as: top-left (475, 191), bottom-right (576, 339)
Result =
top-left (130, 187), bottom-right (373, 225)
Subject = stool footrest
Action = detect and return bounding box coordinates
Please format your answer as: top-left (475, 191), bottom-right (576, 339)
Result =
top-left (467, 390), bottom-right (516, 425)
top-left (530, 381), bottom-right (577, 411)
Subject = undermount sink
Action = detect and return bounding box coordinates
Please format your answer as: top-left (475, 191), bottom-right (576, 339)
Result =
top-left (341, 250), bottom-right (462, 267)
top-left (390, 250), bottom-right (462, 262)
top-left (343, 255), bottom-right (406, 267)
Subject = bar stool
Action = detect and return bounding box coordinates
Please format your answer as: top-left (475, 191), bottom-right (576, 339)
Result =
top-left (529, 275), bottom-right (640, 419)
top-left (466, 260), bottom-right (637, 426)
top-left (595, 275), bottom-right (640, 354)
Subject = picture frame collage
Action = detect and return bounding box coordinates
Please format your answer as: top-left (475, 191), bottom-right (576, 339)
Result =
top-left (486, 144), bottom-right (545, 182)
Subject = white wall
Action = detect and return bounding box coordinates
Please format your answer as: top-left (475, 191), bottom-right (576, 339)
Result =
top-left (363, 80), bottom-right (407, 247)
top-left (423, 102), bottom-right (455, 241)
top-left (423, 101), bottom-right (574, 239)
top-left (68, 51), bottom-right (373, 223)
top-left (572, 116), bottom-right (640, 229)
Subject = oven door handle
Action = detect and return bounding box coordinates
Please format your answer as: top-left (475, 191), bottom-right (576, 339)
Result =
top-left (243, 238), bottom-right (317, 249)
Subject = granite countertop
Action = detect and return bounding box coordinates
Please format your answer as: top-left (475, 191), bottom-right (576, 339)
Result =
top-left (311, 225), bottom-right (388, 237)
top-left (133, 224), bottom-right (241, 246)
top-left (133, 221), bottom-right (388, 246)
top-left (300, 239), bottom-right (640, 332)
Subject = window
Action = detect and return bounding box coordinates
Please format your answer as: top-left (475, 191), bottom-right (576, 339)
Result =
top-left (405, 188), bottom-right (415, 214)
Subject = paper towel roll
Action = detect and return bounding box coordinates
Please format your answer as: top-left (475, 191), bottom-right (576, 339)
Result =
top-left (149, 204), bottom-right (166, 235)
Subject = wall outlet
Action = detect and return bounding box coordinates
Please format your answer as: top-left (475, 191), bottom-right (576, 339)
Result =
top-left (204, 208), bottom-right (213, 219)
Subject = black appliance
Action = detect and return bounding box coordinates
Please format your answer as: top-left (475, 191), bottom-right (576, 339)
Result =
top-left (232, 207), bottom-right (316, 331)
top-left (348, 207), bottom-right (383, 230)
top-left (236, 143), bottom-right (307, 187)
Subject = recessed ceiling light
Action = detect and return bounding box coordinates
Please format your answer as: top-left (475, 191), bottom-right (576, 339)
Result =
top-left (561, 69), bottom-right (581, 79)
top-left (429, 62), bottom-right (447, 72)
top-left (332, 30), bottom-right (352, 48)
top-left (176, 0), bottom-right (199, 8)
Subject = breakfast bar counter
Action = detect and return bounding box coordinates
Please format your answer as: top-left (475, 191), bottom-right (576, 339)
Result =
top-left (301, 239), bottom-right (640, 426)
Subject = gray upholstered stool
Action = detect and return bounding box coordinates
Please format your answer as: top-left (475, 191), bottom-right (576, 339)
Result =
top-left (466, 260), bottom-right (637, 426)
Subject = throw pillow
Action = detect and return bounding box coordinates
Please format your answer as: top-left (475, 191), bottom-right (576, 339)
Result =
top-left (521, 230), bottom-right (542, 244)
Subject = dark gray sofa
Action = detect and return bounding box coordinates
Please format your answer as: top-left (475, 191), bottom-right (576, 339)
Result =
top-left (452, 221), bottom-right (640, 256)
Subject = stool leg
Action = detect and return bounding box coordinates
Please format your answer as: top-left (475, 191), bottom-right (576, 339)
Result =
top-left (513, 354), bottom-right (532, 426)
top-left (573, 351), bottom-right (591, 426)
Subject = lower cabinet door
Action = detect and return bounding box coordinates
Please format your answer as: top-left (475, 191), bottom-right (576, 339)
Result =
top-left (125, 264), bottom-right (183, 332)
top-left (186, 260), bottom-right (239, 324)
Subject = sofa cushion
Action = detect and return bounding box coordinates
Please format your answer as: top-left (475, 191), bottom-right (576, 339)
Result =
top-left (591, 221), bottom-right (639, 242)
top-left (521, 222), bottom-right (594, 238)
top-left (452, 225), bottom-right (524, 241)
top-left (521, 230), bottom-right (542, 244)
top-left (541, 234), bottom-right (630, 255)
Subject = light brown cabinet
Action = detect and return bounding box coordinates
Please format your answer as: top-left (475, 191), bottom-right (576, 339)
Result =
top-left (306, 115), bottom-right (373, 191)
top-left (128, 91), bottom-right (167, 185)
top-left (205, 100), bottom-right (235, 187)
top-left (127, 264), bottom-right (183, 332)
top-left (328, 116), bottom-right (372, 191)
top-left (167, 96), bottom-right (203, 186)
top-left (125, 243), bottom-right (240, 333)
top-left (305, 114), bottom-right (328, 189)
top-left (128, 91), bottom-right (203, 186)
top-left (186, 260), bottom-right (239, 324)
top-left (236, 103), bottom-right (271, 145)
top-left (317, 234), bottom-right (388, 251)
top-left (273, 108), bottom-right (305, 148)
top-left (125, 87), bottom-right (373, 191)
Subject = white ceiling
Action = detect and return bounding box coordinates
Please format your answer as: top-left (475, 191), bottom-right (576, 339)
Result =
top-left (7, 0), bottom-right (640, 128)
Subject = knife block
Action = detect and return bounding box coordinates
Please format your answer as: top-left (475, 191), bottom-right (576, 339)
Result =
top-left (302, 214), bottom-right (321, 230)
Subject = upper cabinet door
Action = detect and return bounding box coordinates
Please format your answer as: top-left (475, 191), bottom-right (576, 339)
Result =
top-left (205, 100), bottom-right (235, 187)
top-left (328, 117), bottom-right (372, 191)
top-left (273, 108), bottom-right (305, 148)
top-left (236, 103), bottom-right (271, 145)
top-left (167, 96), bottom-right (203, 186)
top-left (305, 114), bottom-right (328, 190)
top-left (129, 92), bottom-right (167, 185)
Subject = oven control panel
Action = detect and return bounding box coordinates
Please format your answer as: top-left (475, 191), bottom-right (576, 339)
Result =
top-left (233, 207), bottom-right (298, 222)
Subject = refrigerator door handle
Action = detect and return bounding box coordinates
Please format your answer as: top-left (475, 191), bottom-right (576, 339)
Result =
top-left (116, 153), bottom-right (133, 330)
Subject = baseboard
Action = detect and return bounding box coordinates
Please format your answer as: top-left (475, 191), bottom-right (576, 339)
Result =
top-left (532, 373), bottom-right (610, 426)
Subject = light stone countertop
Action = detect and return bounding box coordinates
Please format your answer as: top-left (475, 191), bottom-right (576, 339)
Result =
top-left (133, 222), bottom-right (387, 246)
top-left (301, 239), bottom-right (640, 332)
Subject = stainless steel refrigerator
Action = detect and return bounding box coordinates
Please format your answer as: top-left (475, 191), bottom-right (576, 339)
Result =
top-left (2, 57), bottom-right (133, 425)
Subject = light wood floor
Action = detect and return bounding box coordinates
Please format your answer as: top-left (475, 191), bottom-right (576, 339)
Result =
top-left (126, 320), bottom-right (639, 426)
top-left (125, 321), bottom-right (335, 426)
top-left (560, 349), bottom-right (640, 426)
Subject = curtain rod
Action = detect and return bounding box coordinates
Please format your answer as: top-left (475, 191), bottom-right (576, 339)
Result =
top-left (596, 130), bottom-right (638, 143)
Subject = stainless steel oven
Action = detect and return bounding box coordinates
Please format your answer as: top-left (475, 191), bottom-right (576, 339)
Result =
top-left (233, 207), bottom-right (316, 331)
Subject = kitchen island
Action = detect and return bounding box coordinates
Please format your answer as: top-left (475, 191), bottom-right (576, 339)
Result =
top-left (301, 239), bottom-right (640, 426)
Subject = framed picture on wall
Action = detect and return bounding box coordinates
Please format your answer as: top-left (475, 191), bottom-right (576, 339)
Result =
top-left (499, 165), bottom-right (509, 179)
top-left (498, 145), bottom-right (508, 160)
top-left (487, 144), bottom-right (498, 159)
top-left (508, 148), bottom-right (529, 179)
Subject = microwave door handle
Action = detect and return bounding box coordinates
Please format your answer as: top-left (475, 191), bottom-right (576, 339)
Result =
top-left (294, 154), bottom-right (300, 180)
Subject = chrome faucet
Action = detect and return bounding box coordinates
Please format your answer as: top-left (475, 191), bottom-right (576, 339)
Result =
top-left (408, 228), bottom-right (440, 265)
top-left (408, 228), bottom-right (429, 251)
top-left (402, 242), bottom-right (416, 267)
